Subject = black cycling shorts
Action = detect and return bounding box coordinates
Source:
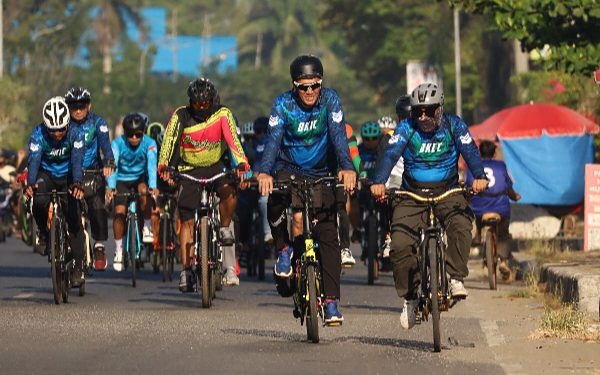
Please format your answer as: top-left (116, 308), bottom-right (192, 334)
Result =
top-left (177, 162), bottom-right (233, 221)
top-left (114, 176), bottom-right (148, 206)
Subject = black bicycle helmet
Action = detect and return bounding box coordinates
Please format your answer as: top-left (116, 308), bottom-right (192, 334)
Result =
top-left (290, 54), bottom-right (323, 81)
top-left (187, 77), bottom-right (219, 105)
top-left (395, 95), bottom-right (411, 118)
top-left (253, 116), bottom-right (269, 134)
top-left (65, 86), bottom-right (91, 104)
top-left (122, 112), bottom-right (149, 133)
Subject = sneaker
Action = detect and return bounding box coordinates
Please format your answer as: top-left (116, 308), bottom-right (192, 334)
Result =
top-left (220, 227), bottom-right (234, 246)
top-left (224, 267), bottom-right (240, 286)
top-left (382, 233), bottom-right (391, 258)
top-left (351, 229), bottom-right (363, 244)
top-left (142, 226), bottom-right (153, 243)
top-left (274, 245), bottom-right (293, 277)
top-left (450, 278), bottom-right (468, 299)
top-left (323, 299), bottom-right (344, 325)
top-left (93, 243), bottom-right (107, 271)
top-left (72, 265), bottom-right (85, 287)
top-left (400, 299), bottom-right (418, 329)
top-left (341, 248), bottom-right (356, 267)
top-left (179, 269), bottom-right (194, 292)
top-left (264, 232), bottom-right (274, 244)
top-left (35, 234), bottom-right (48, 256)
top-left (113, 248), bottom-right (124, 272)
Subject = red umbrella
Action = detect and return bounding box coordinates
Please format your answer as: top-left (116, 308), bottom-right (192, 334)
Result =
top-left (477, 103), bottom-right (599, 140)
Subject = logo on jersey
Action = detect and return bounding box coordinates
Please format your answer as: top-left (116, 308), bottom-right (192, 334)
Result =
top-left (256, 144), bottom-right (265, 153)
top-left (49, 147), bottom-right (67, 157)
top-left (460, 133), bottom-right (472, 145)
top-left (298, 120), bottom-right (318, 133)
top-left (74, 140), bottom-right (83, 149)
top-left (419, 142), bottom-right (443, 154)
top-left (332, 110), bottom-right (343, 124)
top-left (389, 134), bottom-right (400, 144)
top-left (99, 125), bottom-right (108, 133)
top-left (30, 143), bottom-right (40, 152)
top-left (269, 115), bottom-right (279, 127)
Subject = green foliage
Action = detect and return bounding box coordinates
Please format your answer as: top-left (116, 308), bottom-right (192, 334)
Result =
top-left (449, 0), bottom-right (600, 74)
top-left (0, 77), bottom-right (31, 149)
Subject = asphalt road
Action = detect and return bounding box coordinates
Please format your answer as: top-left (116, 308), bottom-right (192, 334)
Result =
top-left (1, 233), bottom-right (597, 375)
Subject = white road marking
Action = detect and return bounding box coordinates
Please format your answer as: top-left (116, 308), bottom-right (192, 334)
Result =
top-left (480, 320), bottom-right (505, 347)
top-left (13, 293), bottom-right (34, 299)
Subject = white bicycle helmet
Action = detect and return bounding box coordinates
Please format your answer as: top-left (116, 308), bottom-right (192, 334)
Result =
top-left (241, 121), bottom-right (255, 136)
top-left (377, 115), bottom-right (397, 130)
top-left (43, 96), bottom-right (70, 130)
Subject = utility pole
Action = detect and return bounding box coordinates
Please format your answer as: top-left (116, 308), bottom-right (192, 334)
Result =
top-left (201, 13), bottom-right (212, 72)
top-left (254, 33), bottom-right (263, 69)
top-left (1, 0), bottom-right (4, 78)
top-left (453, 8), bottom-right (462, 118)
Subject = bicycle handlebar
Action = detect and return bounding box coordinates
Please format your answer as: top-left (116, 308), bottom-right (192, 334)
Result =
top-left (391, 186), bottom-right (470, 203)
top-left (175, 171), bottom-right (229, 184)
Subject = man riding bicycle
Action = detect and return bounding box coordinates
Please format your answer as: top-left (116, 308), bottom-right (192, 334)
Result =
top-left (371, 83), bottom-right (488, 330)
top-left (25, 96), bottom-right (87, 286)
top-left (64, 86), bottom-right (115, 271)
top-left (106, 112), bottom-right (158, 272)
top-left (158, 77), bottom-right (249, 292)
top-left (255, 54), bottom-right (356, 325)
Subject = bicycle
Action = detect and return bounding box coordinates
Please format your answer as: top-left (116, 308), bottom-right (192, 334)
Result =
top-left (265, 175), bottom-right (341, 343)
top-left (481, 212), bottom-right (501, 290)
top-left (174, 170), bottom-right (233, 308)
top-left (157, 192), bottom-right (179, 282)
top-left (391, 186), bottom-right (469, 352)
top-left (358, 180), bottom-right (383, 285)
top-left (34, 190), bottom-right (80, 304)
top-left (242, 189), bottom-right (267, 281)
top-left (114, 188), bottom-right (147, 288)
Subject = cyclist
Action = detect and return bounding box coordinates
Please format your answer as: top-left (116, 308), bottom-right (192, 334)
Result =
top-left (467, 140), bottom-right (521, 278)
top-left (158, 77), bottom-right (249, 292)
top-left (255, 54), bottom-right (356, 325)
top-left (338, 123), bottom-right (361, 267)
top-left (252, 117), bottom-right (273, 244)
top-left (146, 121), bottom-right (167, 259)
top-left (106, 112), bottom-right (158, 272)
top-left (64, 86), bottom-right (115, 271)
top-left (370, 83), bottom-right (488, 329)
top-left (25, 96), bottom-right (87, 286)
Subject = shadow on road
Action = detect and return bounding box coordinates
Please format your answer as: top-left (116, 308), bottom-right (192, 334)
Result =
top-left (0, 265), bottom-right (49, 279)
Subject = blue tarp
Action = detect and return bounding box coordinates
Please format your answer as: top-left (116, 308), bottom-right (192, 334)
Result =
top-left (500, 134), bottom-right (594, 205)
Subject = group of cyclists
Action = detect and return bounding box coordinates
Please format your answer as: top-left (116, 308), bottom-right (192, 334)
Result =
top-left (2, 53), bottom-right (522, 331)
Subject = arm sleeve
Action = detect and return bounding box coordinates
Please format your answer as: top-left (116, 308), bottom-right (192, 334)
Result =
top-left (453, 119), bottom-right (485, 179)
top-left (348, 135), bottom-right (361, 173)
top-left (327, 96), bottom-right (353, 171)
top-left (255, 105), bottom-right (285, 174)
top-left (147, 139), bottom-right (158, 189)
top-left (70, 129), bottom-right (85, 183)
top-left (220, 109), bottom-right (248, 167)
top-left (26, 130), bottom-right (43, 186)
top-left (107, 140), bottom-right (119, 189)
top-left (372, 126), bottom-right (410, 184)
top-left (97, 116), bottom-right (114, 163)
top-left (158, 108), bottom-right (183, 170)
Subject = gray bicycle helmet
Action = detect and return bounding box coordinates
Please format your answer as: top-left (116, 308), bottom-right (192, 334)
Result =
top-left (410, 83), bottom-right (444, 107)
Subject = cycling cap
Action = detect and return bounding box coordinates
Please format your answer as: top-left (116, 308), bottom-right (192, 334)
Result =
top-left (290, 54), bottom-right (323, 81)
top-left (43, 96), bottom-right (70, 130)
top-left (65, 87), bottom-right (91, 103)
top-left (361, 121), bottom-right (381, 138)
top-left (410, 83), bottom-right (444, 107)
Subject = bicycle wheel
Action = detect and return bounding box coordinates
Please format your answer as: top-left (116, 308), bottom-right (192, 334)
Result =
top-left (129, 217), bottom-right (137, 288)
top-left (61, 257), bottom-right (70, 303)
top-left (485, 229), bottom-right (497, 290)
top-left (50, 215), bottom-right (61, 304)
top-left (161, 216), bottom-right (168, 282)
top-left (428, 237), bottom-right (441, 352)
top-left (200, 216), bottom-right (212, 308)
top-left (366, 214), bottom-right (378, 285)
top-left (306, 264), bottom-right (320, 344)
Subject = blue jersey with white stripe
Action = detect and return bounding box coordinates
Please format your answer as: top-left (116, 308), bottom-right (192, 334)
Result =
top-left (27, 124), bottom-right (85, 185)
top-left (255, 88), bottom-right (353, 177)
top-left (71, 112), bottom-right (114, 169)
top-left (107, 135), bottom-right (157, 189)
top-left (373, 114), bottom-right (485, 187)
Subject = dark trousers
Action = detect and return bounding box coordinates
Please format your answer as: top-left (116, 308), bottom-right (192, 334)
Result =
top-left (389, 192), bottom-right (474, 299)
top-left (267, 170), bottom-right (342, 298)
top-left (32, 171), bottom-right (86, 265)
top-left (83, 172), bottom-right (108, 242)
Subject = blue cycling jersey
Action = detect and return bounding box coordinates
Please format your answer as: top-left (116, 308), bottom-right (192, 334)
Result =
top-left (256, 88), bottom-right (353, 177)
top-left (71, 112), bottom-right (114, 169)
top-left (27, 124), bottom-right (85, 186)
top-left (358, 143), bottom-right (378, 179)
top-left (107, 135), bottom-right (157, 189)
top-left (373, 114), bottom-right (485, 187)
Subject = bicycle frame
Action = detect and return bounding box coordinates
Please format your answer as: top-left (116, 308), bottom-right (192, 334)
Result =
top-left (125, 194), bottom-right (143, 264)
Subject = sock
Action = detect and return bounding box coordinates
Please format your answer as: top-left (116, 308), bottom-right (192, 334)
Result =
top-left (115, 239), bottom-right (123, 253)
top-left (144, 219), bottom-right (151, 229)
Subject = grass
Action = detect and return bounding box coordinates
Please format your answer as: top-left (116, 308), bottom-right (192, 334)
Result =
top-left (531, 301), bottom-right (600, 342)
top-left (507, 288), bottom-right (534, 299)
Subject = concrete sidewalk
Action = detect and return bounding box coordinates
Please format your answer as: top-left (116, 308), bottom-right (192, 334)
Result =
top-left (513, 250), bottom-right (600, 321)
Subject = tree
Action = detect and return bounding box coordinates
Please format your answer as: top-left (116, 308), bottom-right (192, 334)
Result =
top-left (449, 0), bottom-right (600, 74)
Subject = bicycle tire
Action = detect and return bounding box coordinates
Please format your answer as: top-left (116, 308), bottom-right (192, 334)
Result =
top-left (200, 216), bottom-right (212, 308)
top-left (428, 237), bottom-right (441, 352)
top-left (366, 214), bottom-right (378, 285)
top-left (161, 216), bottom-right (168, 282)
top-left (167, 225), bottom-right (175, 282)
top-left (61, 258), bottom-right (70, 303)
top-left (50, 215), bottom-right (61, 304)
top-left (485, 229), bottom-right (497, 290)
top-left (129, 217), bottom-right (137, 288)
top-left (306, 264), bottom-right (320, 343)
top-left (257, 222), bottom-right (265, 281)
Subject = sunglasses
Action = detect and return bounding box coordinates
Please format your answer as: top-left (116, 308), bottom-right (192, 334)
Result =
top-left (126, 132), bottom-right (144, 139)
top-left (293, 80), bottom-right (322, 92)
top-left (412, 105), bottom-right (438, 118)
top-left (48, 127), bottom-right (67, 134)
top-left (68, 101), bottom-right (89, 111)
